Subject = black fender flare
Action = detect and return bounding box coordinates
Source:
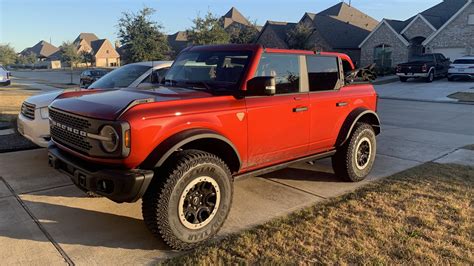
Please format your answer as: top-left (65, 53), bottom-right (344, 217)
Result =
top-left (336, 108), bottom-right (381, 147)
top-left (140, 128), bottom-right (242, 170)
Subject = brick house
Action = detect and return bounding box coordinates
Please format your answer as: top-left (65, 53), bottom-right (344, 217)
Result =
top-left (255, 2), bottom-right (378, 66)
top-left (359, 0), bottom-right (474, 68)
top-left (74, 33), bottom-right (120, 67)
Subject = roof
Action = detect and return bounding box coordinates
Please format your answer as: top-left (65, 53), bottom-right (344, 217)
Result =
top-left (385, 19), bottom-right (411, 33)
top-left (221, 7), bottom-right (251, 28)
top-left (22, 40), bottom-right (59, 58)
top-left (311, 16), bottom-right (371, 49)
top-left (255, 21), bottom-right (297, 46)
top-left (317, 2), bottom-right (379, 30)
top-left (90, 39), bottom-right (107, 55)
top-left (420, 0), bottom-right (468, 29)
top-left (74, 33), bottom-right (99, 46)
top-left (167, 31), bottom-right (189, 52)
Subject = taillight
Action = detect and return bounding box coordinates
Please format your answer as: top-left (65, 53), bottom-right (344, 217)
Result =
top-left (396, 65), bottom-right (401, 72)
top-left (422, 64), bottom-right (428, 72)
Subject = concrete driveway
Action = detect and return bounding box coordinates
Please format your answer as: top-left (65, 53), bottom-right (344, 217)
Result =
top-left (0, 99), bottom-right (473, 264)
top-left (375, 78), bottom-right (473, 102)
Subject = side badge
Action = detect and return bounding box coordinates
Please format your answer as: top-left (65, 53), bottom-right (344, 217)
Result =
top-left (236, 112), bottom-right (245, 121)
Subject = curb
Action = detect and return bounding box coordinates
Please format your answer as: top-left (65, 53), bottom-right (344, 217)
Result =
top-left (379, 96), bottom-right (474, 105)
top-left (0, 122), bottom-right (11, 130)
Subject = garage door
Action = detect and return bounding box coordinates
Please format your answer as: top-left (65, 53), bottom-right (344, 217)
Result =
top-left (432, 48), bottom-right (467, 61)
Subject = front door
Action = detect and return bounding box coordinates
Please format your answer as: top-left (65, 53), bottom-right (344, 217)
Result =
top-left (245, 53), bottom-right (310, 168)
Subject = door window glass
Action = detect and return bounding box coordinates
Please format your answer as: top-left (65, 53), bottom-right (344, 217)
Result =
top-left (306, 56), bottom-right (340, 91)
top-left (255, 53), bottom-right (300, 94)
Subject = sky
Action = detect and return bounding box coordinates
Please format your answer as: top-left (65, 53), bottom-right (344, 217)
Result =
top-left (0, 0), bottom-right (444, 52)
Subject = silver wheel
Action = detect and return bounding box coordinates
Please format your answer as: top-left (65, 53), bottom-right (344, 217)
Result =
top-left (178, 176), bottom-right (221, 230)
top-left (354, 137), bottom-right (372, 170)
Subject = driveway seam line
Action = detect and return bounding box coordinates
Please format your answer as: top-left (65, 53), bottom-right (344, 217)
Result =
top-left (379, 97), bottom-right (474, 105)
top-left (21, 183), bottom-right (74, 195)
top-left (376, 153), bottom-right (424, 163)
top-left (263, 178), bottom-right (327, 199)
top-left (0, 176), bottom-right (75, 266)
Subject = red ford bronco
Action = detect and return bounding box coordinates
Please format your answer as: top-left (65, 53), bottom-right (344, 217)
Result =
top-left (48, 44), bottom-right (380, 250)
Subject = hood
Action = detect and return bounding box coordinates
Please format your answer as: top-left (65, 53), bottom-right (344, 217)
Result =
top-left (50, 86), bottom-right (213, 121)
top-left (24, 89), bottom-right (78, 108)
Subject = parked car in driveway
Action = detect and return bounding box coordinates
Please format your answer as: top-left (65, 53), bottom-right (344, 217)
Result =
top-left (396, 53), bottom-right (450, 83)
top-left (17, 61), bottom-right (172, 147)
top-left (0, 65), bottom-right (11, 86)
top-left (79, 69), bottom-right (108, 88)
top-left (448, 56), bottom-right (474, 81)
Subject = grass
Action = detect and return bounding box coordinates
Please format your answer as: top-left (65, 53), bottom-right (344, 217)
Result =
top-left (463, 144), bottom-right (474, 151)
top-left (448, 92), bottom-right (474, 102)
top-left (168, 163), bottom-right (474, 265)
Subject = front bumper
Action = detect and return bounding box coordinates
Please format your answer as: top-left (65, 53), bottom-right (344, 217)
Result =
top-left (0, 80), bottom-right (10, 86)
top-left (17, 112), bottom-right (51, 147)
top-left (396, 72), bottom-right (430, 78)
top-left (48, 144), bottom-right (154, 203)
top-left (448, 73), bottom-right (474, 79)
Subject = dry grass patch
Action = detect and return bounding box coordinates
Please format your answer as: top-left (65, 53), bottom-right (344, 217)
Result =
top-left (448, 92), bottom-right (474, 102)
top-left (169, 163), bottom-right (474, 265)
top-left (464, 144), bottom-right (474, 151)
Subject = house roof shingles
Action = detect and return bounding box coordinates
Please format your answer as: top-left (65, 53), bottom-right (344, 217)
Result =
top-left (22, 40), bottom-right (59, 58)
top-left (74, 33), bottom-right (99, 46)
top-left (311, 16), bottom-right (371, 49)
top-left (221, 7), bottom-right (251, 28)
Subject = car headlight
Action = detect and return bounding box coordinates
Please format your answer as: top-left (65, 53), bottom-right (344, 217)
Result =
top-left (100, 125), bottom-right (119, 153)
top-left (40, 107), bottom-right (49, 119)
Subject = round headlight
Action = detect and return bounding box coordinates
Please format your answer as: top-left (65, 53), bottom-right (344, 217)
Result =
top-left (100, 125), bottom-right (119, 153)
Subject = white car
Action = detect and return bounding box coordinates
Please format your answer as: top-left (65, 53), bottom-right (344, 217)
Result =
top-left (17, 61), bottom-right (173, 147)
top-left (0, 65), bottom-right (11, 86)
top-left (448, 56), bottom-right (474, 81)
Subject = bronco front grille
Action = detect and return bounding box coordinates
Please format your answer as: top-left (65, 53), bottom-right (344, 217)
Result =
top-left (49, 109), bottom-right (93, 154)
top-left (21, 102), bottom-right (36, 120)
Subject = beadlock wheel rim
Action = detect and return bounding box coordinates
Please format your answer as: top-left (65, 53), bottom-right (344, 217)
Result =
top-left (178, 176), bottom-right (221, 230)
top-left (355, 137), bottom-right (372, 170)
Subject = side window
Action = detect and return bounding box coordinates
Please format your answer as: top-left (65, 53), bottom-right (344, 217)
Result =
top-left (306, 56), bottom-right (340, 92)
top-left (255, 53), bottom-right (300, 94)
top-left (141, 67), bottom-right (170, 84)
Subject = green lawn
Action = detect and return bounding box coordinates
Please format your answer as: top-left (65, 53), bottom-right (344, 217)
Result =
top-left (168, 163), bottom-right (474, 265)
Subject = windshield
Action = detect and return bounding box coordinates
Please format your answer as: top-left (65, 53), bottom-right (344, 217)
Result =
top-left (411, 55), bottom-right (434, 62)
top-left (164, 50), bottom-right (252, 90)
top-left (90, 70), bottom-right (107, 76)
top-left (89, 64), bottom-right (150, 89)
top-left (453, 59), bottom-right (474, 64)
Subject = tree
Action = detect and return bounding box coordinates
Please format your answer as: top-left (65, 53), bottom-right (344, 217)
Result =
top-left (228, 23), bottom-right (260, 44)
top-left (0, 44), bottom-right (18, 65)
top-left (16, 51), bottom-right (37, 65)
top-left (80, 51), bottom-right (94, 67)
top-left (188, 11), bottom-right (230, 45)
top-left (60, 41), bottom-right (81, 68)
top-left (117, 7), bottom-right (170, 63)
top-left (286, 24), bottom-right (314, 50)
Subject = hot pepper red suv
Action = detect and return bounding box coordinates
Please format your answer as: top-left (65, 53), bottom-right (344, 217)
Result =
top-left (47, 44), bottom-right (380, 250)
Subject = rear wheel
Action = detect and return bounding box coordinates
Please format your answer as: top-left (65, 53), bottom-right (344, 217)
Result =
top-left (142, 150), bottom-right (233, 250)
top-left (399, 77), bottom-right (408, 82)
top-left (332, 123), bottom-right (377, 182)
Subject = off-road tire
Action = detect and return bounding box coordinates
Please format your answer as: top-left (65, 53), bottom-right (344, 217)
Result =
top-left (425, 70), bottom-right (434, 83)
top-left (399, 77), bottom-right (408, 82)
top-left (332, 123), bottom-right (376, 182)
top-left (142, 149), bottom-right (233, 250)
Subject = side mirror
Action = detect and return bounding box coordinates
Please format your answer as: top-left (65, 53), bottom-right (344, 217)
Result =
top-left (246, 76), bottom-right (276, 96)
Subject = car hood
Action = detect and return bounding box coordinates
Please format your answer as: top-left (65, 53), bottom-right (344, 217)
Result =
top-left (50, 86), bottom-right (213, 121)
top-left (24, 89), bottom-right (79, 108)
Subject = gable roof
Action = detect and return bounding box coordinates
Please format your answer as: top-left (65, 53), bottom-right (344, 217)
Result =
top-left (359, 19), bottom-right (410, 47)
top-left (317, 2), bottom-right (379, 30)
top-left (311, 15), bottom-right (372, 49)
top-left (420, 0), bottom-right (468, 28)
top-left (400, 14), bottom-right (437, 35)
top-left (167, 31), bottom-right (189, 52)
top-left (221, 7), bottom-right (251, 28)
top-left (255, 21), bottom-right (297, 46)
top-left (74, 33), bottom-right (99, 46)
top-left (22, 40), bottom-right (59, 58)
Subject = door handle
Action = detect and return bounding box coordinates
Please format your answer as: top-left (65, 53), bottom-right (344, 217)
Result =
top-left (293, 106), bottom-right (308, 112)
top-left (336, 102), bottom-right (348, 107)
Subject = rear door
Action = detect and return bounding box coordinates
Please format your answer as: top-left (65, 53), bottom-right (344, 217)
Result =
top-left (245, 53), bottom-right (310, 167)
top-left (306, 55), bottom-right (351, 152)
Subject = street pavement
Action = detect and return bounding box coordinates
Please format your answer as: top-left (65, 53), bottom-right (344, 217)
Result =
top-left (0, 98), bottom-right (473, 264)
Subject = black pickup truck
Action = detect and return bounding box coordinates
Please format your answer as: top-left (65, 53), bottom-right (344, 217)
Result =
top-left (396, 53), bottom-right (451, 83)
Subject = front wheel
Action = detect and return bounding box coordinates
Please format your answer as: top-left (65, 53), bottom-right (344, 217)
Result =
top-left (142, 150), bottom-right (233, 250)
top-left (332, 123), bottom-right (377, 182)
top-left (399, 77), bottom-right (408, 82)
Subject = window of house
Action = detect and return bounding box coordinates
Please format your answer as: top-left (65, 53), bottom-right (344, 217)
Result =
top-left (255, 53), bottom-right (300, 94)
top-left (306, 56), bottom-right (340, 92)
top-left (374, 44), bottom-right (393, 69)
top-left (468, 14), bottom-right (474, 25)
